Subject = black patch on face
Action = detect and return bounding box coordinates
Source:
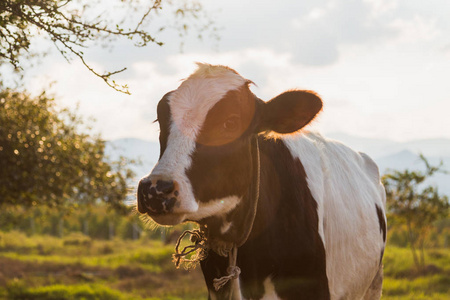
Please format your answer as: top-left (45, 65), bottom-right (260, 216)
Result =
top-left (186, 85), bottom-right (258, 203)
top-left (156, 92), bottom-right (172, 159)
top-left (375, 204), bottom-right (386, 242)
top-left (187, 138), bottom-right (253, 203)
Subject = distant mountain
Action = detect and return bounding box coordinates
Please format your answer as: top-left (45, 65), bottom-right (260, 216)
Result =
top-left (375, 150), bottom-right (450, 196)
top-left (327, 132), bottom-right (450, 159)
top-left (107, 133), bottom-right (450, 195)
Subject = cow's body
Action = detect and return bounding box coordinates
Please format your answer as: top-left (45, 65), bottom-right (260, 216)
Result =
top-left (201, 132), bottom-right (386, 300)
top-left (137, 64), bottom-right (386, 300)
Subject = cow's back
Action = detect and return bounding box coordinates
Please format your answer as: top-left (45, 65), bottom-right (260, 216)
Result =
top-left (282, 131), bottom-right (386, 300)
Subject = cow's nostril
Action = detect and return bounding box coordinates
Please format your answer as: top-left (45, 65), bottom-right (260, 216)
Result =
top-left (156, 180), bottom-right (175, 194)
top-left (138, 178), bottom-right (152, 195)
top-left (165, 197), bottom-right (177, 211)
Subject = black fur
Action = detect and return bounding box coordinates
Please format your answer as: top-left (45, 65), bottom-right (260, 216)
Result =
top-left (375, 204), bottom-right (386, 242)
top-left (375, 204), bottom-right (387, 266)
top-left (156, 92), bottom-right (172, 159)
top-left (199, 137), bottom-right (330, 300)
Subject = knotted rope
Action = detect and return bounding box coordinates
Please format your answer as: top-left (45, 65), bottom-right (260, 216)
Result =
top-left (173, 230), bottom-right (241, 291)
top-left (213, 246), bottom-right (240, 291)
top-left (173, 228), bottom-right (208, 268)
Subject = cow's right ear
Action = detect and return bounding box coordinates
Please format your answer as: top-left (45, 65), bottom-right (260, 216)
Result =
top-left (257, 90), bottom-right (322, 134)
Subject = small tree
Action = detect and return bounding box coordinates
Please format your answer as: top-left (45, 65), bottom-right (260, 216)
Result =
top-left (382, 154), bottom-right (449, 271)
top-left (0, 87), bottom-right (134, 212)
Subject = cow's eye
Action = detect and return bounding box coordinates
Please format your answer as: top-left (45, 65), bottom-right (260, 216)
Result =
top-left (223, 116), bottom-right (239, 132)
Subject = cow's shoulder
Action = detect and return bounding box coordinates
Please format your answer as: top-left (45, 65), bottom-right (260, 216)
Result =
top-left (280, 130), bottom-right (385, 212)
top-left (284, 132), bottom-right (381, 182)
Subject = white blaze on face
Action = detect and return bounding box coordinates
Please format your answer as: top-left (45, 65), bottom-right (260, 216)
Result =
top-left (170, 63), bottom-right (249, 138)
top-left (150, 124), bottom-right (198, 214)
top-left (149, 63), bottom-right (249, 221)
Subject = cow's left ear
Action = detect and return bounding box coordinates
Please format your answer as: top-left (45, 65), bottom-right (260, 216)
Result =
top-left (258, 90), bottom-right (322, 134)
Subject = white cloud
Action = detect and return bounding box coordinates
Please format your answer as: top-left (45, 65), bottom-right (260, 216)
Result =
top-left (363, 0), bottom-right (399, 18)
top-left (288, 0), bottom-right (401, 65)
top-left (388, 15), bottom-right (441, 43)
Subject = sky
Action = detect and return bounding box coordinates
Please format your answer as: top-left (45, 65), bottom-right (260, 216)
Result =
top-left (11, 0), bottom-right (450, 142)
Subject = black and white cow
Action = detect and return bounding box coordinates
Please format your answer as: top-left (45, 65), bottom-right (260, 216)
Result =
top-left (137, 63), bottom-right (387, 300)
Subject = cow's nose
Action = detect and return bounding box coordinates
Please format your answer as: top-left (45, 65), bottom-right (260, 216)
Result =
top-left (137, 177), bottom-right (178, 215)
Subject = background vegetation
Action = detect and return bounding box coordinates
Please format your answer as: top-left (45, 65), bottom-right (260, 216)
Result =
top-left (1, 0), bottom-right (449, 299)
top-left (0, 212), bottom-right (449, 299)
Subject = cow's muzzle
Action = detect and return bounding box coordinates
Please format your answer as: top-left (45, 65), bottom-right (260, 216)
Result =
top-left (137, 177), bottom-right (178, 215)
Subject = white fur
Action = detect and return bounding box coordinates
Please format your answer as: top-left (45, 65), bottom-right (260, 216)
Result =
top-left (150, 124), bottom-right (198, 216)
top-left (236, 277), bottom-right (279, 300)
top-left (169, 63), bottom-right (248, 139)
top-left (220, 220), bottom-right (233, 234)
top-left (283, 131), bottom-right (386, 300)
top-left (186, 196), bottom-right (241, 221)
top-left (260, 277), bottom-right (280, 300)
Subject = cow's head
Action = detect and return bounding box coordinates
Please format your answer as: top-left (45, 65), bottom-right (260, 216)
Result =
top-left (137, 63), bottom-right (322, 237)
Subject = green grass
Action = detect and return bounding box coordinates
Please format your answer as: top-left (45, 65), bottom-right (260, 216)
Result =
top-left (0, 231), bottom-right (206, 299)
top-left (382, 246), bottom-right (450, 299)
top-left (383, 275), bottom-right (450, 299)
top-left (383, 246), bottom-right (450, 277)
top-left (0, 231), bottom-right (176, 272)
top-left (1, 231), bottom-right (449, 299)
top-left (0, 249), bottom-right (171, 273)
top-left (5, 282), bottom-right (127, 300)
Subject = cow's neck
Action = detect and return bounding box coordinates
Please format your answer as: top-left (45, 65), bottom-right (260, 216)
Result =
top-left (200, 136), bottom-right (330, 300)
top-left (197, 135), bottom-right (260, 299)
top-left (200, 135), bottom-right (260, 252)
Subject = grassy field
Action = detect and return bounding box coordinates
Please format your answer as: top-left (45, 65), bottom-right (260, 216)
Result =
top-left (0, 231), bottom-right (449, 299)
top-left (0, 231), bottom-right (206, 299)
top-left (382, 246), bottom-right (450, 299)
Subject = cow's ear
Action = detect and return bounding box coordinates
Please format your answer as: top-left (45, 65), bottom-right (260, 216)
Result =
top-left (258, 90), bottom-right (322, 134)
